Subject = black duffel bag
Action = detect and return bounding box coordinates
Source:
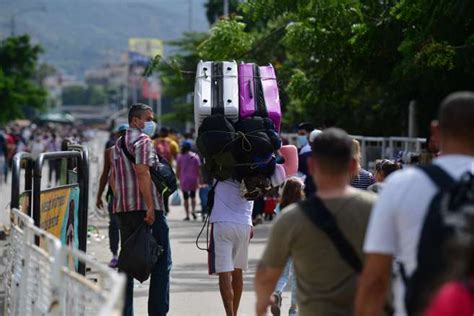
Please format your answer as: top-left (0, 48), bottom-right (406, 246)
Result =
top-left (117, 223), bottom-right (163, 282)
top-left (120, 137), bottom-right (178, 199)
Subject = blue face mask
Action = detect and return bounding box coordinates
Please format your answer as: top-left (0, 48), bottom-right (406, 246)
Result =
top-left (297, 135), bottom-right (308, 148)
top-left (142, 121), bottom-right (156, 137)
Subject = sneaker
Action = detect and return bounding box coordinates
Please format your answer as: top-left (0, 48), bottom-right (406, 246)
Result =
top-left (270, 292), bottom-right (282, 316)
top-left (192, 212), bottom-right (197, 220)
top-left (288, 307), bottom-right (297, 316)
top-left (108, 256), bottom-right (118, 268)
top-left (183, 217), bottom-right (190, 221)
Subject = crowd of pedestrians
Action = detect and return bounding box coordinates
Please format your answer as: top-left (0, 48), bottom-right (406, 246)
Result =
top-left (0, 122), bottom-right (87, 187)
top-left (92, 91), bottom-right (473, 316)
top-left (257, 91), bottom-right (474, 316)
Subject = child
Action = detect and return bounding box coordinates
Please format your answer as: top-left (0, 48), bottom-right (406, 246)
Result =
top-left (271, 177), bottom-right (305, 316)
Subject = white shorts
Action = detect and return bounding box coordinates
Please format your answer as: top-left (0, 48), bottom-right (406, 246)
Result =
top-left (208, 222), bottom-right (252, 275)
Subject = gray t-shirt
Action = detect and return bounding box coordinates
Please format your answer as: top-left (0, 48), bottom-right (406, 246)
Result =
top-left (261, 189), bottom-right (377, 316)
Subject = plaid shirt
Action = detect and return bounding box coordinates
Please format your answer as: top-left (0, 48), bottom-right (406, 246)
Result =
top-left (112, 128), bottom-right (163, 213)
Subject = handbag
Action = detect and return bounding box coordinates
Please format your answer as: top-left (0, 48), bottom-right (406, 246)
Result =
top-left (117, 223), bottom-right (164, 282)
top-left (120, 137), bottom-right (178, 199)
top-left (170, 191), bottom-right (181, 206)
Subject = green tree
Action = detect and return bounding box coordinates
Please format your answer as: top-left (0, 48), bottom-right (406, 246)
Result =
top-left (87, 85), bottom-right (107, 105)
top-left (154, 32), bottom-right (210, 123)
top-left (205, 0), bottom-right (240, 24)
top-left (0, 35), bottom-right (47, 124)
top-left (36, 63), bottom-right (58, 87)
top-left (198, 0), bottom-right (474, 135)
top-left (61, 84), bottom-right (107, 106)
top-left (62, 85), bottom-right (88, 105)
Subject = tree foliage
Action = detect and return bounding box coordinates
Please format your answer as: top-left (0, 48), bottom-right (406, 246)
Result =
top-left (157, 32), bottom-right (210, 123)
top-left (155, 0), bottom-right (474, 135)
top-left (0, 35), bottom-right (47, 124)
top-left (61, 85), bottom-right (107, 106)
top-left (204, 0), bottom-right (240, 24)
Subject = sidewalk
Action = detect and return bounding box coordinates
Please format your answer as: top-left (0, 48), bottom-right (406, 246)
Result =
top-left (87, 205), bottom-right (293, 316)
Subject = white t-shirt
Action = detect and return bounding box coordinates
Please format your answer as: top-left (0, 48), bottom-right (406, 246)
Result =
top-left (363, 155), bottom-right (474, 316)
top-left (210, 180), bottom-right (254, 226)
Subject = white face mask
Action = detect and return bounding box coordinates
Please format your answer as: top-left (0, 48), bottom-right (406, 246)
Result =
top-left (142, 121), bottom-right (156, 137)
top-left (297, 135), bottom-right (308, 148)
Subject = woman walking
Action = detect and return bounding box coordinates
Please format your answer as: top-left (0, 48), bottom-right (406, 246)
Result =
top-left (176, 141), bottom-right (201, 220)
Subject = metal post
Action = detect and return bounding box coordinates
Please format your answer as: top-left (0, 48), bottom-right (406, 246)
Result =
top-left (223, 0), bottom-right (229, 17)
top-left (147, 78), bottom-right (152, 108)
top-left (188, 0), bottom-right (193, 31)
top-left (408, 100), bottom-right (417, 138)
top-left (10, 16), bottom-right (15, 36)
top-left (157, 78), bottom-right (162, 127)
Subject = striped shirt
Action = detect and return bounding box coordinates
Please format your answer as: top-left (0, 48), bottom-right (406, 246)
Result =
top-left (351, 168), bottom-right (376, 190)
top-left (112, 128), bottom-right (163, 213)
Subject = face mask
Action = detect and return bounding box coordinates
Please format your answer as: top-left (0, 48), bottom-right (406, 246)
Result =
top-left (297, 135), bottom-right (308, 148)
top-left (142, 121), bottom-right (156, 137)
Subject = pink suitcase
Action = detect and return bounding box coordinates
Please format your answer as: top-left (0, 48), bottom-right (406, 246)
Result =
top-left (259, 65), bottom-right (281, 131)
top-left (238, 63), bottom-right (281, 131)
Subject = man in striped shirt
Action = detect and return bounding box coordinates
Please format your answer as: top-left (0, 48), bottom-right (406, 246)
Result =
top-left (111, 103), bottom-right (171, 316)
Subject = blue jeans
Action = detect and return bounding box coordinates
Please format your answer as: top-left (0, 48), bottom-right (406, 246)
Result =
top-left (117, 210), bottom-right (172, 316)
top-left (275, 259), bottom-right (297, 306)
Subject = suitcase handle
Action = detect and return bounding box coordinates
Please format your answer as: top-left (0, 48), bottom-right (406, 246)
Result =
top-left (247, 81), bottom-right (254, 99)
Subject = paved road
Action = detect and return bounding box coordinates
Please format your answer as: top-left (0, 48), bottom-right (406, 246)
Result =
top-left (0, 131), bottom-right (295, 316)
top-left (88, 205), bottom-right (286, 316)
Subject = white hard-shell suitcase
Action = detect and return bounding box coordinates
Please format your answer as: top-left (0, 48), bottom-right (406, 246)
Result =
top-left (194, 61), bottom-right (239, 129)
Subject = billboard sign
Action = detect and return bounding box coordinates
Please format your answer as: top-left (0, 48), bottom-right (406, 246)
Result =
top-left (128, 38), bottom-right (163, 58)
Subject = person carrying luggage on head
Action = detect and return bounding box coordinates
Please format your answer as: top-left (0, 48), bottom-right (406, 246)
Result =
top-left (208, 179), bottom-right (254, 316)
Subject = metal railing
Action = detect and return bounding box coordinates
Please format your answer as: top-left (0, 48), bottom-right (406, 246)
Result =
top-left (281, 133), bottom-right (426, 169)
top-left (3, 208), bottom-right (125, 316)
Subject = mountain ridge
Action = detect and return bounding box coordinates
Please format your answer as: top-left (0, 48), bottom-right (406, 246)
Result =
top-left (0, 0), bottom-right (209, 77)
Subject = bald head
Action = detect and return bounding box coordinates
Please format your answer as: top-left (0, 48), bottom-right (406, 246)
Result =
top-left (439, 92), bottom-right (474, 149)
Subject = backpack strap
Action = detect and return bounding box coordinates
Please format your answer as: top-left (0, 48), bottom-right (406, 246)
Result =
top-left (119, 136), bottom-right (136, 164)
top-left (299, 196), bottom-right (363, 272)
top-left (418, 164), bottom-right (455, 191)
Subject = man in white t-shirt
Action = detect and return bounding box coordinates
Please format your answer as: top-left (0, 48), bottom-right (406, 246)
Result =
top-left (209, 180), bottom-right (254, 316)
top-left (355, 91), bottom-right (474, 316)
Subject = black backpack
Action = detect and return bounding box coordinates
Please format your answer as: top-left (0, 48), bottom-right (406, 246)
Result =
top-left (120, 136), bottom-right (178, 199)
top-left (399, 164), bottom-right (474, 315)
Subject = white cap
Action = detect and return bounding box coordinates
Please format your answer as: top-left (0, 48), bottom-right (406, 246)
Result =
top-left (309, 129), bottom-right (322, 143)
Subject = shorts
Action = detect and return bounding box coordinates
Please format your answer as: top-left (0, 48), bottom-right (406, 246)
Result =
top-left (182, 190), bottom-right (196, 200)
top-left (208, 222), bottom-right (252, 275)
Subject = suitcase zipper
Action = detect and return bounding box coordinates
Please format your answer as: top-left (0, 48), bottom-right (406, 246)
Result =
top-left (254, 64), bottom-right (268, 117)
top-left (211, 62), bottom-right (225, 115)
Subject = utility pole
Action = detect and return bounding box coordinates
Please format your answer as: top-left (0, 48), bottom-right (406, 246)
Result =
top-left (408, 100), bottom-right (417, 138)
top-left (223, 0), bottom-right (229, 17)
top-left (10, 6), bottom-right (46, 36)
top-left (188, 0), bottom-right (193, 31)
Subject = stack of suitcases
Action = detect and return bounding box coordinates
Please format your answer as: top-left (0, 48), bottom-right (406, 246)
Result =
top-left (195, 60), bottom-right (285, 199)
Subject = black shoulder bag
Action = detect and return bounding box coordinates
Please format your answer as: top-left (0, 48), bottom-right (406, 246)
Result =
top-left (119, 136), bottom-right (177, 199)
top-left (299, 196), bottom-right (393, 315)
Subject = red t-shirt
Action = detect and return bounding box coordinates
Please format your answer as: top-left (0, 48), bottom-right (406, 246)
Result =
top-left (424, 280), bottom-right (474, 316)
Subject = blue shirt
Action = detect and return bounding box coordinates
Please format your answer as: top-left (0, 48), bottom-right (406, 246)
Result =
top-left (351, 168), bottom-right (376, 190)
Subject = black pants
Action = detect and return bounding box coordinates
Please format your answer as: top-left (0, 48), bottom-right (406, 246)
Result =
top-left (107, 196), bottom-right (120, 256)
top-left (163, 194), bottom-right (170, 215)
top-left (117, 210), bottom-right (171, 316)
top-left (48, 159), bottom-right (60, 184)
